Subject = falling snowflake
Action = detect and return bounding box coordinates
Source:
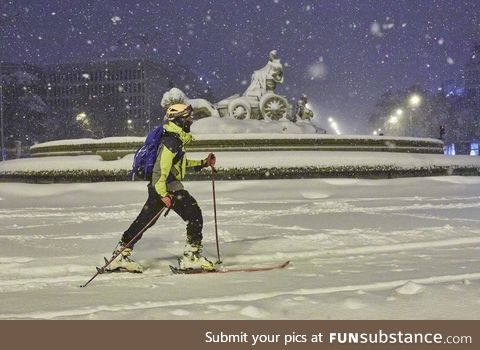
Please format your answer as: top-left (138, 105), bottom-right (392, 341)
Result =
top-left (308, 59), bottom-right (327, 80)
top-left (382, 22), bottom-right (394, 30)
top-left (437, 38), bottom-right (444, 45)
top-left (111, 16), bottom-right (121, 24)
top-left (370, 21), bottom-right (382, 37)
top-left (446, 57), bottom-right (454, 65)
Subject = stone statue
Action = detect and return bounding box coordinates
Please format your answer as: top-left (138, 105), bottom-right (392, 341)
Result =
top-left (244, 50), bottom-right (284, 99)
top-left (293, 94), bottom-right (313, 122)
top-left (214, 50), bottom-right (290, 120)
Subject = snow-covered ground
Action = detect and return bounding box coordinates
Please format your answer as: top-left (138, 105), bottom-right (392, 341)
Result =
top-left (1, 176), bottom-right (480, 319)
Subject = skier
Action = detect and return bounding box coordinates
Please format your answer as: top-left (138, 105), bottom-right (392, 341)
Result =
top-left (108, 103), bottom-right (216, 273)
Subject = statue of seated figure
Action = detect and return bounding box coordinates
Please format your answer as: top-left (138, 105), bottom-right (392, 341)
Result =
top-left (244, 50), bottom-right (284, 99)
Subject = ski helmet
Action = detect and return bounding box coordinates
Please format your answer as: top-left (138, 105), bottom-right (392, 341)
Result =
top-left (165, 103), bottom-right (194, 132)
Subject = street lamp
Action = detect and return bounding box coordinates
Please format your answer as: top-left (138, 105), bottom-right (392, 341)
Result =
top-left (409, 94), bottom-right (421, 108)
top-left (389, 115), bottom-right (399, 124)
top-left (76, 112), bottom-right (91, 127)
top-left (407, 94), bottom-right (422, 136)
top-left (328, 117), bottom-right (341, 135)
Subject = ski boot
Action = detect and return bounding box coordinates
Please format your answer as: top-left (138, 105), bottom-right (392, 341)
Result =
top-left (106, 241), bottom-right (144, 273)
top-left (178, 243), bottom-right (215, 271)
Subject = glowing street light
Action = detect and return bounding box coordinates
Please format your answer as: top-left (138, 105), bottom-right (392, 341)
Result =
top-left (406, 94), bottom-right (422, 136)
top-left (409, 94), bottom-right (421, 108)
top-left (396, 109), bottom-right (403, 116)
top-left (76, 112), bottom-right (91, 127)
top-left (76, 112), bottom-right (87, 122)
top-left (328, 117), bottom-right (341, 135)
top-left (389, 115), bottom-right (399, 124)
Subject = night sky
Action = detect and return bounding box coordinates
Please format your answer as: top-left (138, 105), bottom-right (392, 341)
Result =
top-left (1, 0), bottom-right (479, 133)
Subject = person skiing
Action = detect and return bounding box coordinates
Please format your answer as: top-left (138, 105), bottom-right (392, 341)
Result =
top-left (108, 103), bottom-right (216, 273)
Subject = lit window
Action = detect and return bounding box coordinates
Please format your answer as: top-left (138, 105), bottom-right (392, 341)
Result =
top-left (444, 143), bottom-right (456, 156)
top-left (470, 143), bottom-right (479, 156)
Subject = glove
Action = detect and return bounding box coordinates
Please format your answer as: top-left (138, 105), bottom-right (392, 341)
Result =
top-left (204, 153), bottom-right (216, 167)
top-left (161, 194), bottom-right (174, 208)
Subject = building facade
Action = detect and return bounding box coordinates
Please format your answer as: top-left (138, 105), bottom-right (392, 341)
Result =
top-left (0, 62), bottom-right (47, 153)
top-left (465, 45), bottom-right (480, 100)
top-left (44, 59), bottom-right (173, 136)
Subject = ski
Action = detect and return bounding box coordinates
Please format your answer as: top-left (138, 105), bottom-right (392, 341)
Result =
top-left (169, 260), bottom-right (290, 275)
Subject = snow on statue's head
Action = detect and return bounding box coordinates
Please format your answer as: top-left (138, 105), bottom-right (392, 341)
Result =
top-left (269, 50), bottom-right (278, 61)
top-left (161, 88), bottom-right (188, 110)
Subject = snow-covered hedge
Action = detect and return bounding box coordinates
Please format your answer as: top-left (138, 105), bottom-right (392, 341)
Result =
top-left (3, 151), bottom-right (479, 183)
top-left (0, 165), bottom-right (478, 183)
top-left (29, 135), bottom-right (444, 159)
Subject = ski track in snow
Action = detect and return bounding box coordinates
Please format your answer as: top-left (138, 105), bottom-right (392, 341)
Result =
top-left (1, 178), bottom-right (480, 319)
top-left (1, 272), bottom-right (480, 319)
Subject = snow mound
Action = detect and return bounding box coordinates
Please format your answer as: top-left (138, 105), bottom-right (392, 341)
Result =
top-left (191, 116), bottom-right (316, 134)
top-left (239, 305), bottom-right (269, 318)
top-left (395, 281), bottom-right (425, 295)
top-left (301, 192), bottom-right (330, 199)
top-left (321, 179), bottom-right (361, 186)
top-left (343, 298), bottom-right (366, 310)
top-left (429, 177), bottom-right (480, 185)
top-left (169, 309), bottom-right (190, 316)
top-left (208, 304), bottom-right (239, 312)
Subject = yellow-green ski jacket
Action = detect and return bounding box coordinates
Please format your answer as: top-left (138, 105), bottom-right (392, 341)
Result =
top-left (151, 122), bottom-right (205, 197)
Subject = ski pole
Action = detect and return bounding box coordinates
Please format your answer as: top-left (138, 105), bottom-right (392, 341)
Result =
top-left (211, 165), bottom-right (222, 264)
top-left (80, 206), bottom-right (167, 288)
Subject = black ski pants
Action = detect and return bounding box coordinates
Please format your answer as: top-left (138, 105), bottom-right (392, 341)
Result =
top-left (121, 184), bottom-right (203, 248)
